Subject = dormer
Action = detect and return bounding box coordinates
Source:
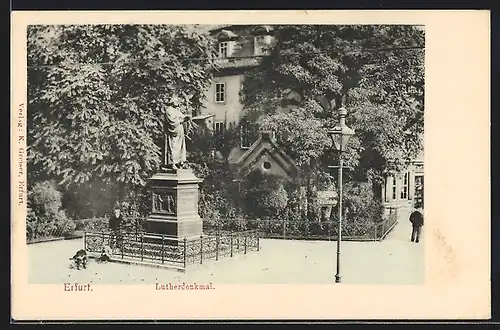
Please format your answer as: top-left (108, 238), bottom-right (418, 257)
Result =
top-left (251, 25), bottom-right (274, 56)
top-left (215, 29), bottom-right (239, 59)
top-left (251, 25), bottom-right (274, 35)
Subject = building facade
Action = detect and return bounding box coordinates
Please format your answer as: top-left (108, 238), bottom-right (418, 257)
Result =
top-left (199, 25), bottom-right (275, 161)
top-left (381, 150), bottom-right (424, 213)
top-left (199, 24), bottom-right (424, 210)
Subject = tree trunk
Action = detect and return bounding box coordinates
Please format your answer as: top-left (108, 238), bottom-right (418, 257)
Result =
top-left (117, 182), bottom-right (126, 208)
top-left (305, 165), bottom-right (315, 222)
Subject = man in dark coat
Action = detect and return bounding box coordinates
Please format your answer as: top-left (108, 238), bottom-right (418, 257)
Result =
top-left (409, 208), bottom-right (424, 243)
top-left (109, 207), bottom-right (123, 249)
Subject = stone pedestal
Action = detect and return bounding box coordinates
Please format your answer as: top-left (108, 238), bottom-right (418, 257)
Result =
top-left (144, 169), bottom-right (203, 244)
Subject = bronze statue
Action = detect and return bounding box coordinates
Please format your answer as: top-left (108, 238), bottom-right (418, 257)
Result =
top-left (164, 105), bottom-right (190, 170)
top-left (162, 96), bottom-right (205, 171)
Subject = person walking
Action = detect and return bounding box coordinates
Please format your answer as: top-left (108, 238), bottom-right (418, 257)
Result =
top-left (409, 207), bottom-right (424, 243)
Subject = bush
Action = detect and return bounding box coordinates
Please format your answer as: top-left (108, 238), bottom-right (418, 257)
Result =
top-left (62, 179), bottom-right (152, 220)
top-left (197, 159), bottom-right (240, 230)
top-left (330, 181), bottom-right (384, 237)
top-left (61, 180), bottom-right (118, 219)
top-left (74, 217), bottom-right (109, 233)
top-left (243, 170), bottom-right (288, 218)
top-left (27, 181), bottom-right (75, 240)
top-left (120, 187), bottom-right (151, 218)
top-left (199, 188), bottom-right (225, 227)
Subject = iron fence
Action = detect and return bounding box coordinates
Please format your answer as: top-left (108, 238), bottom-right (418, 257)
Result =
top-left (375, 208), bottom-right (399, 240)
top-left (28, 207), bottom-right (399, 245)
top-left (84, 228), bottom-right (260, 270)
top-left (203, 208), bottom-right (399, 242)
top-left (26, 227), bottom-right (76, 244)
top-left (26, 217), bottom-right (145, 244)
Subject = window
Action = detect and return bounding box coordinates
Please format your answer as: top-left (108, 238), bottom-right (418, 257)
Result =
top-left (400, 172), bottom-right (409, 199)
top-left (214, 122), bottom-right (225, 135)
top-left (254, 36), bottom-right (266, 55)
top-left (218, 41), bottom-right (229, 59)
top-left (215, 83), bottom-right (225, 103)
top-left (414, 175), bottom-right (424, 208)
top-left (240, 121), bottom-right (251, 149)
top-left (392, 177), bottom-right (397, 200)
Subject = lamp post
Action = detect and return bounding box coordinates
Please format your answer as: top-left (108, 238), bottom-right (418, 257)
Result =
top-left (328, 106), bottom-right (355, 284)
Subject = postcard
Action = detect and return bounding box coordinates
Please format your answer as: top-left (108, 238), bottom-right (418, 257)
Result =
top-left (11, 10), bottom-right (490, 320)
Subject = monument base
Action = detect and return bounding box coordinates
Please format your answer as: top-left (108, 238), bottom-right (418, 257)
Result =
top-left (144, 216), bottom-right (203, 246)
top-left (144, 168), bottom-right (203, 245)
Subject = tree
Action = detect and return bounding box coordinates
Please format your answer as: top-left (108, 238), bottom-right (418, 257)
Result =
top-left (241, 25), bottom-right (424, 184)
top-left (27, 180), bottom-right (75, 240)
top-left (27, 25), bottom-right (217, 214)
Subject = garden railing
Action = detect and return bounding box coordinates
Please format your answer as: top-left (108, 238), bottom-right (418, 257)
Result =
top-left (83, 228), bottom-right (260, 270)
top-left (28, 207), bottom-right (399, 244)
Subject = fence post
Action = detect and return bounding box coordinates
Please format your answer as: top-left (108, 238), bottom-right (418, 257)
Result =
top-left (161, 235), bottom-right (165, 264)
top-left (257, 231), bottom-right (260, 251)
top-left (121, 236), bottom-right (124, 259)
top-left (230, 230), bottom-right (233, 257)
top-left (83, 232), bottom-right (87, 250)
top-left (118, 229), bottom-right (123, 252)
top-left (282, 220), bottom-right (286, 238)
top-left (200, 235), bottom-right (203, 264)
top-left (215, 232), bottom-right (219, 261)
top-left (244, 231), bottom-right (247, 254)
top-left (140, 234), bottom-right (144, 261)
top-left (183, 237), bottom-right (187, 268)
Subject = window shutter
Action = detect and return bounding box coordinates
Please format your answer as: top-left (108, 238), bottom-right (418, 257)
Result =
top-left (227, 41), bottom-right (235, 57)
top-left (408, 171), bottom-right (412, 200)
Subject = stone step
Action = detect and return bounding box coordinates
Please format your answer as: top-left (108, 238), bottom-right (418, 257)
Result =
top-left (89, 254), bottom-right (186, 271)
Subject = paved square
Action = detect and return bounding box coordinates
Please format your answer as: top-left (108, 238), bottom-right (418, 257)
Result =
top-left (28, 220), bottom-right (424, 285)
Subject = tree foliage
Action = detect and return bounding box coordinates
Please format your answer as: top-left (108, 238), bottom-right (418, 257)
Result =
top-left (241, 25), bottom-right (425, 181)
top-left (242, 170), bottom-right (288, 218)
top-left (27, 180), bottom-right (75, 240)
top-left (27, 25), bottom-right (217, 192)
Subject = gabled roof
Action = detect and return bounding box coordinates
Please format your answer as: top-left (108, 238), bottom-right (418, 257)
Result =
top-left (214, 29), bottom-right (239, 40)
top-left (234, 131), bottom-right (299, 181)
top-left (251, 25), bottom-right (274, 34)
top-left (209, 24), bottom-right (275, 35)
top-left (208, 24), bottom-right (234, 33)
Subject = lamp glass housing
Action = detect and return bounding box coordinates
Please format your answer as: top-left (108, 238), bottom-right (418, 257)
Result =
top-left (329, 125), bottom-right (355, 151)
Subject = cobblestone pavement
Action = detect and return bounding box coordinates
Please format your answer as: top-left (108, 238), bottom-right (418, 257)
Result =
top-left (28, 222), bottom-right (424, 285)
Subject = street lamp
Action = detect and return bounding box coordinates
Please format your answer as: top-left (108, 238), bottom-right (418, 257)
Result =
top-left (328, 106), bottom-right (355, 284)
